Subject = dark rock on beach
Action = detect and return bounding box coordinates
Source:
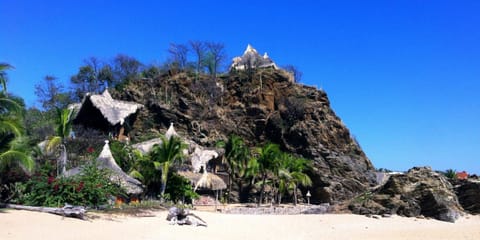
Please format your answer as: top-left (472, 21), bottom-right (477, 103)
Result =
top-left (452, 179), bottom-right (480, 214)
top-left (349, 167), bottom-right (463, 222)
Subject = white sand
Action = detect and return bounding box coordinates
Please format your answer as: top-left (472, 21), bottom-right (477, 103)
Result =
top-left (1, 209), bottom-right (479, 240)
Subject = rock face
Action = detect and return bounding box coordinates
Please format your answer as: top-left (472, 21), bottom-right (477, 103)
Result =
top-left (349, 167), bottom-right (463, 222)
top-left (113, 69), bottom-right (376, 204)
top-left (452, 179), bottom-right (480, 214)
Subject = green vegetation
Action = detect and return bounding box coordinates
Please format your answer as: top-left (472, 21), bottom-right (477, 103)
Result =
top-left (150, 136), bottom-right (187, 199)
top-left (217, 135), bottom-right (254, 202)
top-left (0, 64), bottom-right (34, 200)
top-left (18, 161), bottom-right (122, 207)
top-left (46, 108), bottom-right (74, 175)
top-left (1, 42), bottom-right (307, 208)
top-left (444, 169), bottom-right (457, 179)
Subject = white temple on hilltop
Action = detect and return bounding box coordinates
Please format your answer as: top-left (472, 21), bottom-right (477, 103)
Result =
top-left (230, 44), bottom-right (279, 71)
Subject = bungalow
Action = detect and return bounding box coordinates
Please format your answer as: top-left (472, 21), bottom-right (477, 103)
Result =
top-left (70, 89), bottom-right (143, 141)
top-left (230, 44), bottom-right (279, 71)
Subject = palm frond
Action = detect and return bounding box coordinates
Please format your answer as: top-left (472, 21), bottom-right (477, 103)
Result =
top-left (0, 118), bottom-right (23, 137)
top-left (46, 136), bottom-right (62, 152)
top-left (0, 63), bottom-right (14, 93)
top-left (129, 169), bottom-right (145, 181)
top-left (0, 97), bottom-right (23, 115)
top-left (0, 149), bottom-right (34, 172)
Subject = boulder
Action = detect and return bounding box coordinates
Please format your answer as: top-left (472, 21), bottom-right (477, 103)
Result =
top-left (453, 179), bottom-right (480, 214)
top-left (350, 167), bottom-right (463, 222)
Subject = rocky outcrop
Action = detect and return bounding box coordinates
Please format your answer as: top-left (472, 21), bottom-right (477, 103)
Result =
top-left (349, 167), bottom-right (463, 222)
top-left (452, 179), bottom-right (480, 214)
top-left (112, 69), bottom-right (376, 204)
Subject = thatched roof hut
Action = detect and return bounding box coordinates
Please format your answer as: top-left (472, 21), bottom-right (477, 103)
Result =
top-left (178, 171), bottom-right (226, 191)
top-left (71, 89), bottom-right (143, 137)
top-left (64, 140), bottom-right (144, 195)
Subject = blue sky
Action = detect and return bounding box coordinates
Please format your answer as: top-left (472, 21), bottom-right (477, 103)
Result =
top-left (2, 0), bottom-right (479, 174)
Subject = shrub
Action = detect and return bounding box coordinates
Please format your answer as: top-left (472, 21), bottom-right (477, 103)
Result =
top-left (444, 169), bottom-right (457, 179)
top-left (109, 140), bottom-right (134, 172)
top-left (165, 172), bottom-right (199, 204)
top-left (17, 161), bottom-right (123, 208)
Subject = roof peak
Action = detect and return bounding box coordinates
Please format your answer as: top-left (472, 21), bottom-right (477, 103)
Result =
top-left (244, 44), bottom-right (258, 55)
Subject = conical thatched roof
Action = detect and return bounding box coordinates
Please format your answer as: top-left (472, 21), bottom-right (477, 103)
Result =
top-left (64, 141), bottom-right (144, 195)
top-left (71, 89), bottom-right (143, 127)
top-left (88, 90), bottom-right (143, 126)
top-left (178, 171), bottom-right (226, 191)
top-left (165, 122), bottom-right (179, 140)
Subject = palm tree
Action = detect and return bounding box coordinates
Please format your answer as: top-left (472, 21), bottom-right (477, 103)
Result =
top-left (218, 135), bottom-right (254, 202)
top-left (277, 153), bottom-right (312, 205)
top-left (0, 65), bottom-right (33, 173)
top-left (0, 63), bottom-right (14, 94)
top-left (47, 108), bottom-right (74, 175)
top-left (254, 143), bottom-right (281, 206)
top-left (150, 135), bottom-right (186, 199)
top-left (0, 103), bottom-right (34, 172)
top-left (444, 169), bottom-right (457, 179)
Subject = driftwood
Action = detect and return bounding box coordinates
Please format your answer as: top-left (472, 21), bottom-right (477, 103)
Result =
top-left (166, 207), bottom-right (207, 227)
top-left (0, 203), bottom-right (86, 220)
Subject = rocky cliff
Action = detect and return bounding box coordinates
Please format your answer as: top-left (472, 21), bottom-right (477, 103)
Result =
top-left (113, 69), bottom-right (376, 204)
top-left (349, 167), bottom-right (464, 222)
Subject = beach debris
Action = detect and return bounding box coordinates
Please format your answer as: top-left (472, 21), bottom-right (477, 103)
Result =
top-left (166, 207), bottom-right (207, 227)
top-left (1, 203), bottom-right (86, 220)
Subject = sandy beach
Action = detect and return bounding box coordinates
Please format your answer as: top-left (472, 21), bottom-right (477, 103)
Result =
top-left (1, 209), bottom-right (479, 240)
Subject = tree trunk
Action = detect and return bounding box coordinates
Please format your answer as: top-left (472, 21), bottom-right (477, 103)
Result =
top-left (160, 181), bottom-right (166, 200)
top-left (258, 174), bottom-right (267, 206)
top-left (228, 172), bottom-right (233, 203)
top-left (293, 185), bottom-right (298, 206)
top-left (58, 144), bottom-right (67, 176)
top-left (1, 204), bottom-right (86, 220)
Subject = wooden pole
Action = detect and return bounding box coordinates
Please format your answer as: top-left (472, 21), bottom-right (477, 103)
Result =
top-left (215, 190), bottom-right (218, 211)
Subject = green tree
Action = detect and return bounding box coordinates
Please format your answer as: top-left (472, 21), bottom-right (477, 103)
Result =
top-left (150, 135), bottom-right (186, 199)
top-left (112, 54), bottom-right (142, 87)
top-left (35, 75), bottom-right (72, 111)
top-left (0, 63), bottom-right (14, 93)
top-left (47, 108), bottom-right (74, 175)
top-left (444, 169), bottom-right (457, 179)
top-left (70, 57), bottom-right (113, 100)
top-left (0, 66), bottom-right (34, 174)
top-left (218, 135), bottom-right (254, 202)
top-left (127, 147), bottom-right (162, 196)
top-left (205, 42), bottom-right (227, 80)
top-left (254, 143), bottom-right (281, 206)
top-left (277, 153), bottom-right (312, 205)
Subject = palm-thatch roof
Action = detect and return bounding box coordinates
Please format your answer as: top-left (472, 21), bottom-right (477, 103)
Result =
top-left (191, 147), bottom-right (218, 173)
top-left (165, 122), bottom-right (179, 139)
top-left (178, 171), bottom-right (226, 191)
top-left (131, 137), bottom-right (163, 155)
top-left (230, 44), bottom-right (279, 71)
top-left (71, 89), bottom-right (143, 133)
top-left (64, 140), bottom-right (144, 195)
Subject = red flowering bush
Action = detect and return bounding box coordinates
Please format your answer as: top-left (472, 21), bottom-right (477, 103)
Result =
top-left (18, 162), bottom-right (123, 207)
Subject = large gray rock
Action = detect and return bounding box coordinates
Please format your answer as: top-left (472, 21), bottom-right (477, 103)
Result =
top-left (349, 167), bottom-right (463, 222)
top-left (452, 179), bottom-right (480, 214)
